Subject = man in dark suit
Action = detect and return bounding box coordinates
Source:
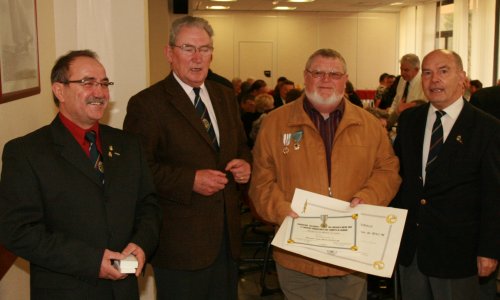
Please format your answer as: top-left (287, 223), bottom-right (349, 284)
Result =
top-left (470, 85), bottom-right (500, 120)
top-left (393, 49), bottom-right (500, 299)
top-left (0, 50), bottom-right (161, 300)
top-left (123, 16), bottom-right (251, 300)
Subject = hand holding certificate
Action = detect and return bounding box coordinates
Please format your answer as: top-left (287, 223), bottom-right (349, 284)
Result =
top-left (272, 188), bottom-right (407, 277)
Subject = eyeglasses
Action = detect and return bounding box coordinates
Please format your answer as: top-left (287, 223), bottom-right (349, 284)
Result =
top-left (62, 79), bottom-right (114, 89)
top-left (306, 70), bottom-right (345, 80)
top-left (172, 44), bottom-right (214, 56)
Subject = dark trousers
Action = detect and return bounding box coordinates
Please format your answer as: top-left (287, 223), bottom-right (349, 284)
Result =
top-left (153, 234), bottom-right (238, 300)
top-left (399, 254), bottom-right (480, 300)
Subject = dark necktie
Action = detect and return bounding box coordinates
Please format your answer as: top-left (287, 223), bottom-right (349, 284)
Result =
top-left (401, 81), bottom-right (410, 103)
top-left (85, 131), bottom-right (105, 184)
top-left (426, 110), bottom-right (446, 170)
top-left (193, 87), bottom-right (219, 151)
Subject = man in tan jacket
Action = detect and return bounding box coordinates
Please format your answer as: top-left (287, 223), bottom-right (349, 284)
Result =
top-left (249, 48), bottom-right (401, 300)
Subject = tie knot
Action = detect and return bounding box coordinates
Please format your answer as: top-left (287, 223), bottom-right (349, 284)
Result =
top-left (193, 87), bottom-right (201, 97)
top-left (85, 131), bottom-right (97, 143)
top-left (435, 110), bottom-right (445, 119)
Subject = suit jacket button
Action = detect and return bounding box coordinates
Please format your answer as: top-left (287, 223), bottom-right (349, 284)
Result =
top-left (420, 199), bottom-right (427, 205)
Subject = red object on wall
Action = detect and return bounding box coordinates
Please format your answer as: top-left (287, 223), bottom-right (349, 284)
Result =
top-left (356, 90), bottom-right (376, 100)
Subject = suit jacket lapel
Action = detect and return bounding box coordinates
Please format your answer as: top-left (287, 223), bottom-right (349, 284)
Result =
top-left (50, 117), bottom-right (103, 186)
top-left (426, 99), bottom-right (473, 176)
top-left (162, 74), bottom-right (219, 153)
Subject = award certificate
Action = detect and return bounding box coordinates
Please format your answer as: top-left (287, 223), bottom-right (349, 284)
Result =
top-left (272, 188), bottom-right (407, 278)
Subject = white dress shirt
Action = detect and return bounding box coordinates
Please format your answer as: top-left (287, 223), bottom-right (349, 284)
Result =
top-left (421, 97), bottom-right (464, 182)
top-left (173, 72), bottom-right (220, 144)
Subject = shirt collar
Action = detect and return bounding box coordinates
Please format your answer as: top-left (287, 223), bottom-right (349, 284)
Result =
top-left (59, 112), bottom-right (100, 148)
top-left (172, 72), bottom-right (207, 101)
top-left (429, 96), bottom-right (464, 121)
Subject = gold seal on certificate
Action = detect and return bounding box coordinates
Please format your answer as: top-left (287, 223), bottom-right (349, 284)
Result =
top-left (272, 188), bottom-right (408, 278)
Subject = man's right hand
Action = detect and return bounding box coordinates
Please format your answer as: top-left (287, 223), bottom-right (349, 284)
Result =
top-left (98, 249), bottom-right (127, 280)
top-left (193, 169), bottom-right (228, 196)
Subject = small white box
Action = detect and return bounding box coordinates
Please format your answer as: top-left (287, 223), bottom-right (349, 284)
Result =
top-left (113, 254), bottom-right (138, 274)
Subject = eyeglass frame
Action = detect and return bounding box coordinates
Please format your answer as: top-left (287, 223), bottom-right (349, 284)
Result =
top-left (60, 78), bottom-right (114, 89)
top-left (171, 44), bottom-right (214, 56)
top-left (306, 70), bottom-right (346, 80)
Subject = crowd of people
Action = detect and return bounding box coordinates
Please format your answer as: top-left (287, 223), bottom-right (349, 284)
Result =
top-left (0, 14), bottom-right (498, 300)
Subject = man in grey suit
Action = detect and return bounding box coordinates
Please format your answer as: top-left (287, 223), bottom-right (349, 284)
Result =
top-left (393, 49), bottom-right (499, 299)
top-left (123, 16), bottom-right (251, 300)
top-left (0, 50), bottom-right (161, 300)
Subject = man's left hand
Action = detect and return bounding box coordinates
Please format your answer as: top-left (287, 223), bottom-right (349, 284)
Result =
top-left (122, 243), bottom-right (146, 277)
top-left (225, 159), bottom-right (251, 184)
top-left (477, 256), bottom-right (498, 277)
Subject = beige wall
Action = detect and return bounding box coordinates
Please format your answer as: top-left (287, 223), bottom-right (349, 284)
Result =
top-left (197, 11), bottom-right (399, 90)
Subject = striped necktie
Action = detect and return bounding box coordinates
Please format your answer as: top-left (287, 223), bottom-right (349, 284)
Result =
top-left (85, 130), bottom-right (105, 184)
top-left (193, 87), bottom-right (219, 151)
top-left (401, 81), bottom-right (410, 103)
top-left (426, 110), bottom-right (446, 170)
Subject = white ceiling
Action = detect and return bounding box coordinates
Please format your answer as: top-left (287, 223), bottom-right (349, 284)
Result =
top-left (192, 0), bottom-right (439, 13)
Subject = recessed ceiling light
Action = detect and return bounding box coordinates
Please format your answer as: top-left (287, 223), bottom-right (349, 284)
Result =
top-left (274, 6), bottom-right (297, 10)
top-left (288, 0), bottom-right (315, 2)
top-left (390, 2), bottom-right (404, 5)
top-left (206, 5), bottom-right (230, 9)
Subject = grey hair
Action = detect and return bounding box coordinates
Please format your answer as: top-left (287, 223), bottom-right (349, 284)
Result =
top-left (400, 53), bottom-right (420, 68)
top-left (169, 16), bottom-right (214, 46)
top-left (305, 49), bottom-right (347, 73)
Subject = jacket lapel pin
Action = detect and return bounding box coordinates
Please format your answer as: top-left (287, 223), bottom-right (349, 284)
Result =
top-left (108, 145), bottom-right (120, 158)
top-left (455, 135), bottom-right (463, 144)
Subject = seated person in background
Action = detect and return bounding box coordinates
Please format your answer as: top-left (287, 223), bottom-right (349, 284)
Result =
top-left (345, 80), bottom-right (363, 107)
top-left (239, 93), bottom-right (260, 148)
top-left (273, 79), bottom-right (295, 108)
top-left (250, 93), bottom-right (274, 141)
top-left (379, 75), bottom-right (400, 109)
top-left (249, 79), bottom-right (269, 96)
top-left (374, 73), bottom-right (394, 107)
top-left (271, 76), bottom-right (289, 97)
top-left (285, 88), bottom-right (303, 103)
top-left (232, 77), bottom-right (242, 95)
top-left (366, 107), bottom-right (390, 130)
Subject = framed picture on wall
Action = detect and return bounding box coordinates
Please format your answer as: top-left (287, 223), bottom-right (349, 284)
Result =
top-left (0, 0), bottom-right (40, 104)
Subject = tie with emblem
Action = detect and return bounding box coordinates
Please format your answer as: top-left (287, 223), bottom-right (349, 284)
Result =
top-left (85, 131), bottom-right (105, 184)
top-left (426, 110), bottom-right (446, 170)
top-left (193, 87), bottom-right (219, 151)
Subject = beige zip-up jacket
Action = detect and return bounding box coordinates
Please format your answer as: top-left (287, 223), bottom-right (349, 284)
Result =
top-left (249, 96), bottom-right (401, 277)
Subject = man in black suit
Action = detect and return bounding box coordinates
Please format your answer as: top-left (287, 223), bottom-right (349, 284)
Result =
top-left (393, 49), bottom-right (499, 299)
top-left (470, 85), bottom-right (500, 120)
top-left (0, 50), bottom-right (161, 300)
top-left (123, 16), bottom-right (251, 300)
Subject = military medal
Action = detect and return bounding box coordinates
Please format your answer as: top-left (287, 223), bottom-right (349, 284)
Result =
top-left (292, 130), bottom-right (303, 150)
top-left (283, 133), bottom-right (291, 154)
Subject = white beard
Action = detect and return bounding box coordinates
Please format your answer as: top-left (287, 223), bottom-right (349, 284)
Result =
top-left (305, 89), bottom-right (343, 107)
